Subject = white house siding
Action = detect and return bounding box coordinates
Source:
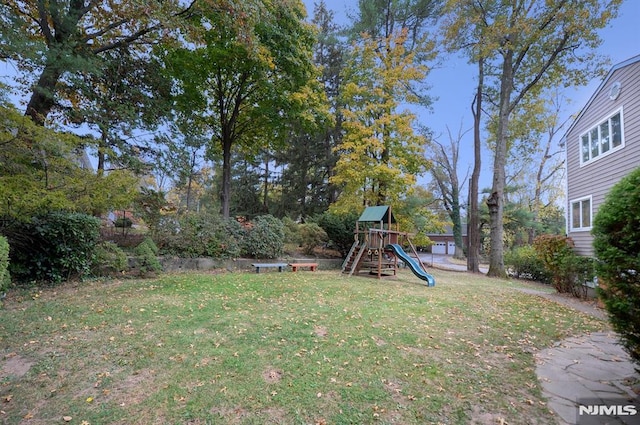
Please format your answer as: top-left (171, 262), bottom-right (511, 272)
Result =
top-left (566, 58), bottom-right (640, 255)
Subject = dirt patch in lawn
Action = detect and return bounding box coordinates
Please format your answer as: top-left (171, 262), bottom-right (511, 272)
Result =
top-left (313, 325), bottom-right (328, 338)
top-left (1, 352), bottom-right (34, 379)
top-left (262, 368), bottom-right (283, 384)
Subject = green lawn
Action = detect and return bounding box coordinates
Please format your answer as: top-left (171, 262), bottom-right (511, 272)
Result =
top-left (0, 269), bottom-right (606, 424)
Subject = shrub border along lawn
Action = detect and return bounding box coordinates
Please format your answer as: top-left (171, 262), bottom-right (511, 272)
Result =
top-left (0, 269), bottom-right (605, 424)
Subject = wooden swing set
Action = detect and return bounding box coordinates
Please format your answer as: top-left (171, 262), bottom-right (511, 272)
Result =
top-left (341, 206), bottom-right (425, 280)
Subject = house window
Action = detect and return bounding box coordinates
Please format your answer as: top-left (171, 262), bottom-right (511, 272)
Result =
top-left (580, 109), bottom-right (624, 164)
top-left (570, 196), bottom-right (592, 231)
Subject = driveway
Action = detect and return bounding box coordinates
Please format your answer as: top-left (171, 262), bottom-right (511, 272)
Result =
top-left (418, 253), bottom-right (488, 273)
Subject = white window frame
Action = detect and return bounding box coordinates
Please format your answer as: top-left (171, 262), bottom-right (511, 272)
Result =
top-left (570, 195), bottom-right (592, 231)
top-left (579, 107), bottom-right (625, 166)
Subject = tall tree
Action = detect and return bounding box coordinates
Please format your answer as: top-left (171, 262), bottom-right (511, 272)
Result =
top-left (331, 0), bottom-right (440, 211)
top-left (270, 1), bottom-right (340, 220)
top-left (427, 124), bottom-right (468, 259)
top-left (468, 57), bottom-right (484, 272)
top-left (443, 0), bottom-right (621, 277)
top-left (278, 0), bottom-right (347, 220)
top-left (331, 29), bottom-right (429, 211)
top-left (2, 0), bottom-right (193, 125)
top-left (164, 0), bottom-right (316, 218)
top-left (440, 1), bottom-right (486, 272)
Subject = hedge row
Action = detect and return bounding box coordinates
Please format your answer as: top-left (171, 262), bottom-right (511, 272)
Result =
top-left (153, 211), bottom-right (354, 259)
top-left (0, 211), bottom-right (356, 286)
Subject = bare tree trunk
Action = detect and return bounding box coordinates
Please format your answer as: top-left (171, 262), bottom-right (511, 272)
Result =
top-left (220, 138), bottom-right (232, 219)
top-left (430, 125), bottom-right (467, 261)
top-left (451, 196), bottom-right (464, 259)
top-left (486, 54), bottom-right (513, 279)
top-left (185, 150), bottom-right (197, 211)
top-left (467, 58), bottom-right (483, 273)
top-left (25, 64), bottom-right (62, 125)
top-left (263, 156), bottom-right (269, 213)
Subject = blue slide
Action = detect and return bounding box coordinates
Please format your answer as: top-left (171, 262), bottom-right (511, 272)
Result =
top-left (386, 244), bottom-right (435, 287)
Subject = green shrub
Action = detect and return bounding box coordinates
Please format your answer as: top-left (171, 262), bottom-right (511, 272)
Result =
top-left (211, 218), bottom-right (244, 259)
top-left (5, 212), bottom-right (100, 284)
top-left (593, 166), bottom-right (640, 368)
top-left (533, 234), bottom-right (577, 294)
top-left (316, 212), bottom-right (358, 256)
top-left (282, 217), bottom-right (302, 245)
top-left (114, 217), bottom-right (133, 228)
top-left (0, 236), bottom-right (10, 294)
top-left (134, 237), bottom-right (162, 276)
top-left (504, 245), bottom-right (551, 283)
top-left (299, 223), bottom-right (328, 255)
top-left (242, 215), bottom-right (284, 259)
top-left (91, 241), bottom-right (128, 277)
top-left (154, 212), bottom-right (244, 259)
top-left (560, 254), bottom-right (596, 299)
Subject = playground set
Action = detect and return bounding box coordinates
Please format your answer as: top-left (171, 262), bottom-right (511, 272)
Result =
top-left (341, 206), bottom-right (435, 286)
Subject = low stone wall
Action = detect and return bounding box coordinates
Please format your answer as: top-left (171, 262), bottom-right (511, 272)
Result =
top-left (159, 256), bottom-right (343, 273)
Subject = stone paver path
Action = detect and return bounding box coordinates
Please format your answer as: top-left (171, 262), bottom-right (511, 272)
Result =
top-left (535, 332), bottom-right (639, 424)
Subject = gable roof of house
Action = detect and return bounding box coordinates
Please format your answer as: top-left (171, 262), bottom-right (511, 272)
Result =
top-left (425, 223), bottom-right (468, 237)
top-left (563, 53), bottom-right (640, 143)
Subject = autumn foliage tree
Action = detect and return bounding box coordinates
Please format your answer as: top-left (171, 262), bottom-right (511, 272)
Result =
top-left (1, 0), bottom-right (191, 125)
top-left (443, 0), bottom-right (622, 277)
top-left (0, 0), bottom-right (190, 219)
top-left (331, 29), bottom-right (429, 212)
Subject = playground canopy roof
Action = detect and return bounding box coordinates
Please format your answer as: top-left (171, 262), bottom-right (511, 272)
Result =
top-left (358, 206), bottom-right (396, 224)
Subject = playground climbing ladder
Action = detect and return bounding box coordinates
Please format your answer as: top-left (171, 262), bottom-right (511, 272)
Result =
top-left (341, 240), bottom-right (367, 276)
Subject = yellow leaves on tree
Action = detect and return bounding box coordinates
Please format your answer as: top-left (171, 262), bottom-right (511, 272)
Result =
top-left (331, 29), bottom-right (430, 213)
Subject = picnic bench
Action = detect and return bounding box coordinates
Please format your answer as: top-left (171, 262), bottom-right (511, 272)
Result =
top-left (251, 263), bottom-right (289, 273)
top-left (289, 262), bottom-right (318, 272)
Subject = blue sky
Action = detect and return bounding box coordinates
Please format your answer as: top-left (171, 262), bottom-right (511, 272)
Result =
top-left (303, 0), bottom-right (640, 193)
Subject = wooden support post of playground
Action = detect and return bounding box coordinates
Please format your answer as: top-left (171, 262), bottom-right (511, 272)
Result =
top-left (366, 228), bottom-right (428, 277)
